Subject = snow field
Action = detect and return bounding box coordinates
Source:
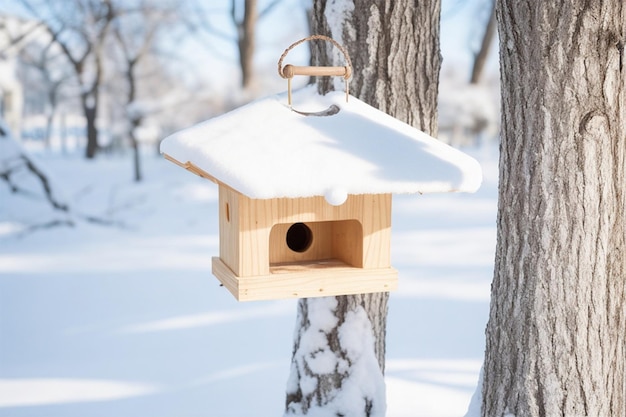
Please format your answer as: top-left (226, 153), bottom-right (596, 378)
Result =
top-left (0, 144), bottom-right (498, 416)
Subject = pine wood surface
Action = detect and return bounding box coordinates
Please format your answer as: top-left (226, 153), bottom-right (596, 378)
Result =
top-left (212, 257), bottom-right (397, 301)
top-left (218, 185), bottom-right (392, 278)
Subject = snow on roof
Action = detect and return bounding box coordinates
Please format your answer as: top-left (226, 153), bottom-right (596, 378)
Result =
top-left (160, 86), bottom-right (482, 203)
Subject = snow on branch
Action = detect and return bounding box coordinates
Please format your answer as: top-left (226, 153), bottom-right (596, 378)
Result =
top-left (0, 121), bottom-right (70, 214)
top-left (0, 120), bottom-right (119, 233)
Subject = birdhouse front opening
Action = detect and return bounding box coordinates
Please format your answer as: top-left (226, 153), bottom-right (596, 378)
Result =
top-left (286, 223), bottom-right (313, 252)
top-left (269, 220), bottom-right (363, 271)
top-left (209, 185), bottom-right (398, 301)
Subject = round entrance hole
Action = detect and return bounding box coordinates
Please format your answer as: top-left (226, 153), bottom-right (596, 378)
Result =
top-left (286, 223), bottom-right (313, 253)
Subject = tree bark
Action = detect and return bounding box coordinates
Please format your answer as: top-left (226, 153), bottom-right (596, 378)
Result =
top-left (285, 1), bottom-right (441, 416)
top-left (310, 0), bottom-right (441, 133)
top-left (482, 1), bottom-right (626, 416)
top-left (285, 295), bottom-right (389, 416)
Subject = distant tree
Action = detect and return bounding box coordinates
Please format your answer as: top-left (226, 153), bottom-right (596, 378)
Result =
top-left (481, 1), bottom-right (626, 416)
top-left (184, 0), bottom-right (283, 90)
top-left (19, 41), bottom-right (74, 148)
top-left (284, 1), bottom-right (441, 416)
top-left (111, 2), bottom-right (176, 182)
top-left (469, 0), bottom-right (495, 84)
top-left (0, 14), bottom-right (46, 137)
top-left (19, 0), bottom-right (117, 159)
top-left (232, 0), bottom-right (283, 89)
top-left (232, 0), bottom-right (257, 89)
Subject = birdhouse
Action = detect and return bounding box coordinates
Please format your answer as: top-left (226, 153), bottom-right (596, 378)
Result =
top-left (160, 37), bottom-right (482, 301)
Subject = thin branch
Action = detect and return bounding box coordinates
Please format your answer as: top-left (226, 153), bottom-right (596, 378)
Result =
top-left (259, 0), bottom-right (283, 19)
top-left (0, 20), bottom-right (45, 55)
top-left (179, 1), bottom-right (235, 42)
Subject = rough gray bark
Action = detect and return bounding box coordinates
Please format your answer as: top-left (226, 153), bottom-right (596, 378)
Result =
top-left (310, 0), bottom-right (441, 133)
top-left (482, 1), bottom-right (626, 416)
top-left (285, 1), bottom-right (441, 415)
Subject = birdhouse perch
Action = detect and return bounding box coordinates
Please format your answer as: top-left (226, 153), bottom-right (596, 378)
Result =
top-left (160, 37), bottom-right (482, 301)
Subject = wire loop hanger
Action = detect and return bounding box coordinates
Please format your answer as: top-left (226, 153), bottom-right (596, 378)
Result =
top-left (278, 35), bottom-right (353, 107)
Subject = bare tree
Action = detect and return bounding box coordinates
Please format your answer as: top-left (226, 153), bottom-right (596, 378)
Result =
top-left (185, 0), bottom-right (282, 90)
top-left (0, 14), bottom-right (44, 55)
top-left (285, 1), bottom-right (441, 415)
top-left (469, 0), bottom-right (495, 84)
top-left (20, 0), bottom-right (117, 159)
top-left (480, 1), bottom-right (626, 416)
top-left (19, 41), bottom-right (74, 148)
top-left (111, 2), bottom-right (174, 182)
top-left (232, 0), bottom-right (256, 89)
top-left (0, 14), bottom-right (47, 137)
top-left (234, 0), bottom-right (284, 89)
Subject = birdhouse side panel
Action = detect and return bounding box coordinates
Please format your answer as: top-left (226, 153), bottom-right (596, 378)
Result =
top-left (219, 186), bottom-right (273, 277)
top-left (218, 186), bottom-right (243, 275)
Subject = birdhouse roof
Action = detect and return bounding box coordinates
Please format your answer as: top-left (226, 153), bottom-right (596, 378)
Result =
top-left (160, 86), bottom-right (482, 201)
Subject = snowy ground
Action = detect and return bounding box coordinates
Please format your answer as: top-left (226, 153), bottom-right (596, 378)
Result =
top-left (0, 142), bottom-right (498, 417)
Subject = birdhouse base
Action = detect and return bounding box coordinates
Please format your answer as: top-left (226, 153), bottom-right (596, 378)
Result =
top-left (212, 257), bottom-right (398, 301)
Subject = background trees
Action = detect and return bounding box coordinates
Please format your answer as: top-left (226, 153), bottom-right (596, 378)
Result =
top-left (481, 1), bottom-right (626, 415)
top-left (110, 1), bottom-right (177, 182)
top-left (1, 1), bottom-right (308, 165)
top-left (18, 40), bottom-right (73, 150)
top-left (182, 0), bottom-right (287, 91)
top-left (19, 0), bottom-right (117, 159)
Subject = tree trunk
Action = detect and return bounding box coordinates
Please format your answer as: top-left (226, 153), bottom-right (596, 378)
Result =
top-left (84, 101), bottom-right (98, 159)
top-left (126, 65), bottom-right (142, 182)
top-left (285, 295), bottom-right (389, 416)
top-left (310, 0), bottom-right (441, 133)
top-left (235, 0), bottom-right (257, 89)
top-left (481, 1), bottom-right (626, 416)
top-left (44, 111), bottom-right (54, 150)
top-left (469, 0), bottom-right (495, 84)
top-left (285, 1), bottom-right (441, 416)
top-left (129, 120), bottom-right (142, 182)
top-left (85, 51), bottom-right (104, 160)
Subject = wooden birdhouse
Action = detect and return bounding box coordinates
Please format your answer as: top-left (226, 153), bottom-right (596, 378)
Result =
top-left (160, 37), bottom-right (482, 301)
